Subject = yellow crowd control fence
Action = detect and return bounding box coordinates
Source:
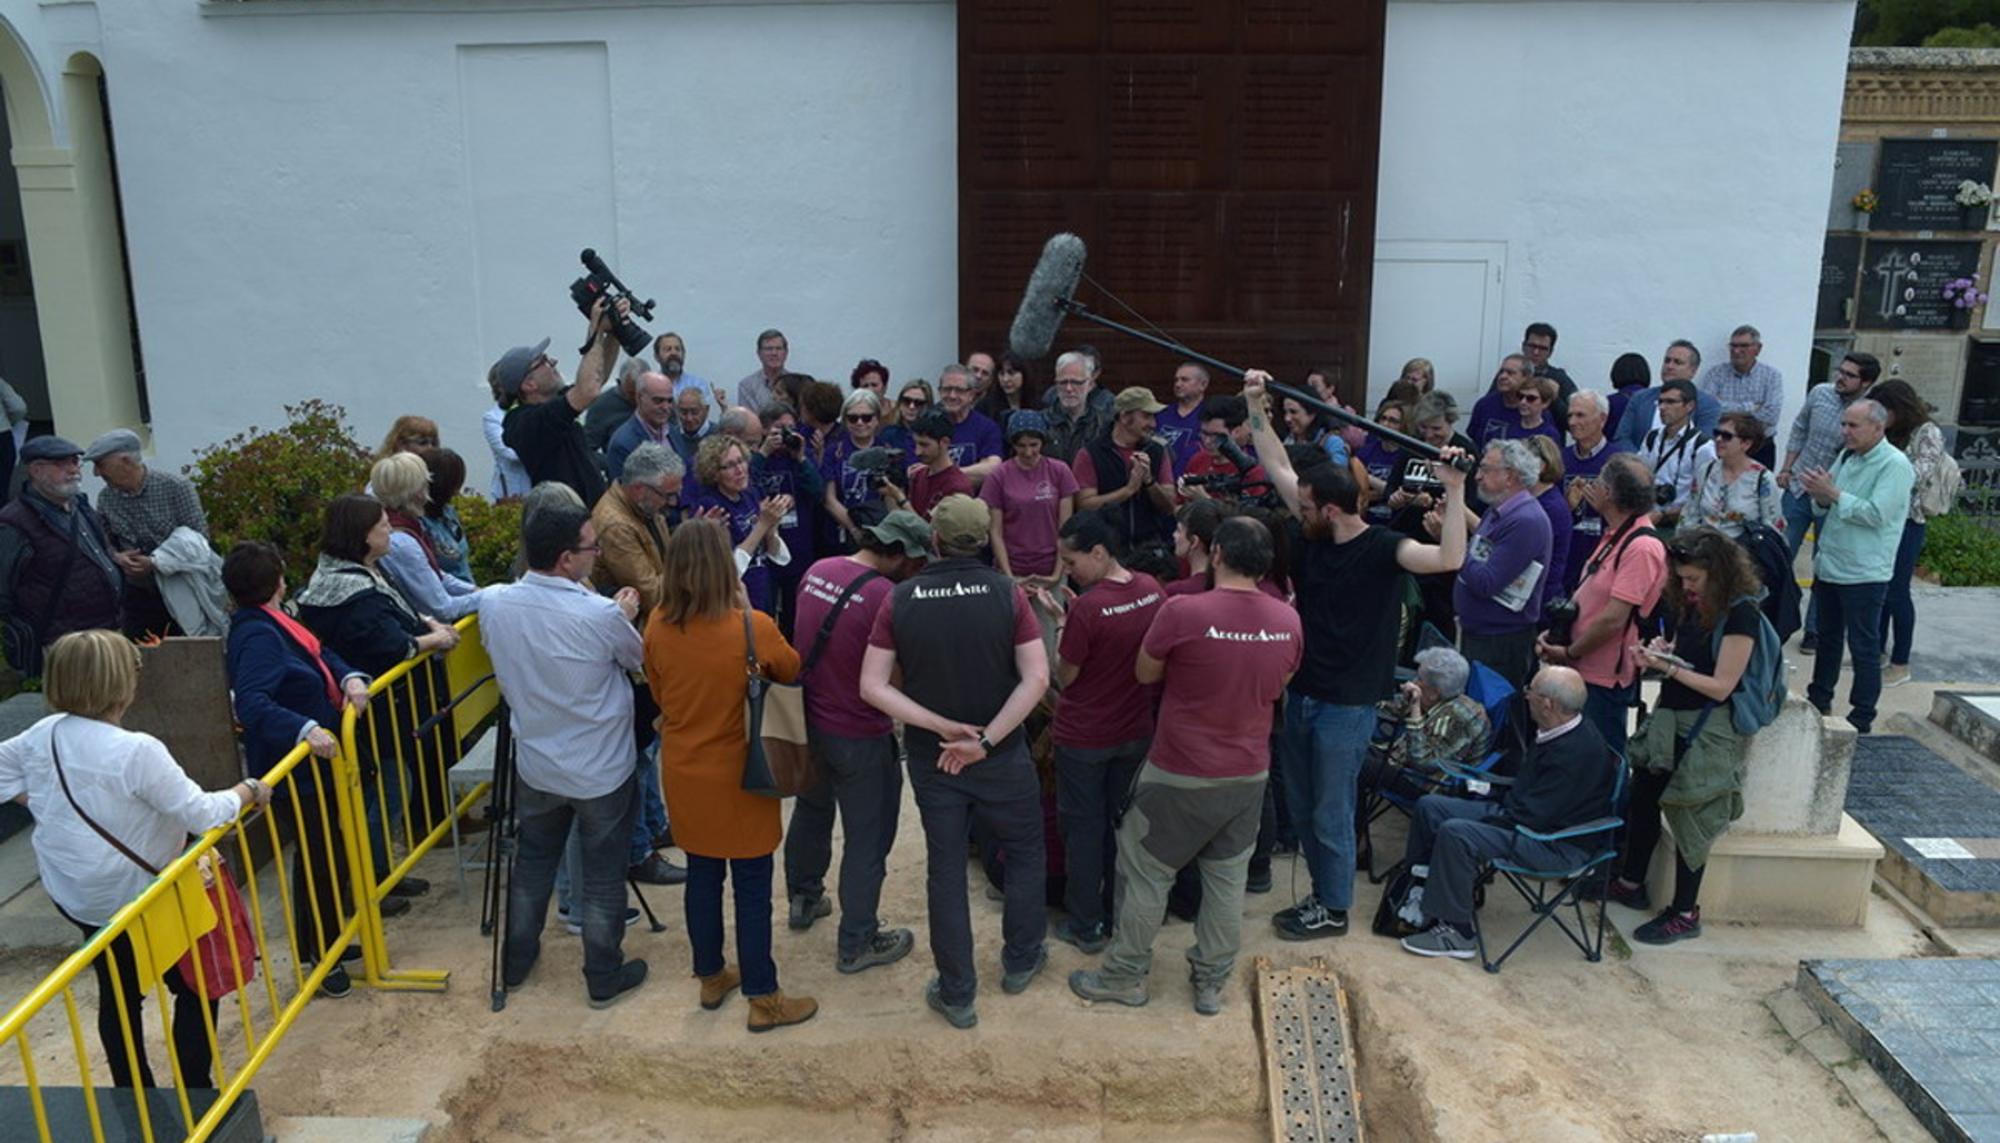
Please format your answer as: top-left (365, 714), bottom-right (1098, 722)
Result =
top-left (0, 615), bottom-right (495, 1142)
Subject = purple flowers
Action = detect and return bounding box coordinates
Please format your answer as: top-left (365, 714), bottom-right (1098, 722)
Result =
top-left (1943, 278), bottom-right (1989, 310)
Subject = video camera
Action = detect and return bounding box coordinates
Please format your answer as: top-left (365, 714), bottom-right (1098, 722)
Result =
top-left (849, 446), bottom-right (907, 491)
top-left (568, 248), bottom-right (657, 358)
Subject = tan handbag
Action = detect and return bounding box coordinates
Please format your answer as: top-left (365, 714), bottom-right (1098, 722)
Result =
top-left (746, 572), bottom-right (881, 798)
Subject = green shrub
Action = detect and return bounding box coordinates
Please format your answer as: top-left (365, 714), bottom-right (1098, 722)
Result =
top-left (1918, 512), bottom-right (2000, 587)
top-left (185, 400), bottom-right (372, 588)
top-left (454, 493), bottom-right (521, 586)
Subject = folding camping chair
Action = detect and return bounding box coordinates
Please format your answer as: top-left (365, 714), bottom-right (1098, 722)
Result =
top-left (1469, 750), bottom-right (1628, 974)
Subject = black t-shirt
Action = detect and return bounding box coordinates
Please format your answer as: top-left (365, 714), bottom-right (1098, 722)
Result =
top-left (1288, 520), bottom-right (1407, 705)
top-left (1659, 597), bottom-right (1760, 710)
top-left (503, 392), bottom-right (608, 505)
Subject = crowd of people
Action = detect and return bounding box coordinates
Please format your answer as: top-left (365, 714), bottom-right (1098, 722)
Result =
top-left (0, 300), bottom-right (1956, 1062)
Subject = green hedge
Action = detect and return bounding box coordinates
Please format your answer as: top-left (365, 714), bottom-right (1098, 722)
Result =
top-left (1919, 512), bottom-right (2000, 587)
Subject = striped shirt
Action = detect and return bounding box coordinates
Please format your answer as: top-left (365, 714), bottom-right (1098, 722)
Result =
top-left (1698, 360), bottom-right (1784, 434)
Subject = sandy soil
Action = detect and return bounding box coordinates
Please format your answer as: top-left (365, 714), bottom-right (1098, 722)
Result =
top-left (0, 783), bottom-right (1937, 1143)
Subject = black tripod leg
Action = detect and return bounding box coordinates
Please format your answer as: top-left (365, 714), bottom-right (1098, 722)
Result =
top-left (628, 876), bottom-right (668, 933)
top-left (488, 710), bottom-right (516, 1012)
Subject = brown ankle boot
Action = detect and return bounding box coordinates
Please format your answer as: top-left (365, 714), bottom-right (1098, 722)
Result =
top-left (747, 989), bottom-right (818, 1033)
top-left (699, 966), bottom-right (741, 1011)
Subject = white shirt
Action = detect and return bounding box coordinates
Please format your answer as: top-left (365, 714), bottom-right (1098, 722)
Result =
top-left (1535, 713), bottom-right (1584, 744)
top-left (0, 714), bottom-right (242, 926)
top-left (477, 572), bottom-right (643, 799)
top-left (483, 405), bottom-right (532, 500)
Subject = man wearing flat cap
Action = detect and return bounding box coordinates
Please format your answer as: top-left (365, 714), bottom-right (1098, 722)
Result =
top-left (0, 436), bottom-right (123, 675)
top-left (86, 429), bottom-right (210, 637)
top-left (497, 297), bottom-right (628, 506)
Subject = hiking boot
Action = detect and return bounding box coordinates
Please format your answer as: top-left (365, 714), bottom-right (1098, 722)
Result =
top-left (629, 854), bottom-right (688, 886)
top-left (1052, 917), bottom-right (1110, 955)
top-left (319, 964), bottom-right (353, 999)
top-left (1633, 907), bottom-right (1702, 946)
top-left (747, 989), bottom-right (818, 1033)
top-left (925, 977), bottom-right (977, 1029)
top-left (1068, 969), bottom-right (1148, 1008)
top-left (587, 959), bottom-right (649, 1009)
top-left (1001, 946), bottom-right (1047, 995)
top-left (788, 892), bottom-right (832, 931)
top-left (1192, 979), bottom-right (1225, 1017)
top-left (698, 965), bottom-right (741, 1010)
top-left (387, 876), bottom-right (430, 898)
top-left (837, 928), bottom-right (915, 975)
top-left (1883, 663), bottom-right (1912, 688)
top-left (1245, 866), bottom-right (1273, 895)
top-left (1273, 900), bottom-right (1347, 941)
top-left (560, 905), bottom-right (642, 936)
top-left (1401, 921), bottom-right (1477, 960)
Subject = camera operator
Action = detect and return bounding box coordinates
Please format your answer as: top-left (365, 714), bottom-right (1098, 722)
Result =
top-left (1178, 396), bottom-right (1269, 498)
top-left (497, 297), bottom-right (627, 506)
top-left (754, 404), bottom-right (825, 636)
top-left (1534, 453), bottom-right (1666, 754)
top-left (1242, 370), bottom-right (1467, 941)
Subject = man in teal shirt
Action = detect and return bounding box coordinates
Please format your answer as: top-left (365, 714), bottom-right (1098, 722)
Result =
top-left (1799, 398), bottom-right (1913, 733)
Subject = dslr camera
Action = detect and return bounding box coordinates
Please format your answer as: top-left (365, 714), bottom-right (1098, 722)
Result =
top-left (1542, 597), bottom-right (1579, 646)
top-left (568, 248), bottom-right (657, 358)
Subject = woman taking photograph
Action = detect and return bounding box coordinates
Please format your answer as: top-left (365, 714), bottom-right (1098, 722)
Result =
top-left (1683, 412), bottom-right (1782, 540)
top-left (0, 629), bottom-right (270, 1089)
top-left (644, 520), bottom-right (814, 1032)
top-left (1870, 379), bottom-right (1948, 689)
top-left (371, 453), bottom-right (483, 621)
top-left (1602, 527), bottom-right (1757, 946)
top-left (223, 540), bottom-right (373, 996)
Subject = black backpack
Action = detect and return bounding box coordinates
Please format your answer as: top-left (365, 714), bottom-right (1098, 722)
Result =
top-left (1737, 522), bottom-right (1801, 643)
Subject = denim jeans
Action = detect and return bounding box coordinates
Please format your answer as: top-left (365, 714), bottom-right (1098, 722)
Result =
top-left (1275, 692), bottom-right (1374, 912)
top-left (1879, 519), bottom-right (1926, 667)
top-left (685, 853), bottom-right (778, 997)
top-left (1782, 489), bottom-right (1820, 634)
top-left (505, 773), bottom-right (638, 995)
top-left (1053, 737), bottom-right (1148, 930)
top-left (783, 730), bottom-right (903, 959)
top-left (630, 741), bottom-right (666, 866)
top-left (1808, 580), bottom-right (1889, 733)
top-left (1583, 681), bottom-right (1637, 759)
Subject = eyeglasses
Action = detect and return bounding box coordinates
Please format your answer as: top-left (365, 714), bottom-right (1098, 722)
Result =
top-left (1712, 430), bottom-right (1739, 442)
top-left (1657, 397), bottom-right (1687, 407)
top-left (1055, 378), bottom-right (1087, 388)
top-left (938, 385), bottom-right (971, 395)
top-left (845, 413), bottom-right (877, 424)
top-left (568, 544), bottom-right (602, 555)
top-left (1729, 341), bottom-right (1757, 350)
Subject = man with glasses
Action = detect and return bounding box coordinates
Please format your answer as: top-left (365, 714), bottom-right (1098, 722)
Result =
top-left (935, 364), bottom-right (1005, 489)
top-left (1043, 350), bottom-right (1116, 470)
top-left (1520, 322), bottom-right (1577, 421)
top-left (498, 298), bottom-right (626, 505)
top-left (0, 436), bottom-right (124, 676)
top-left (483, 503), bottom-right (651, 1009)
top-left (666, 386), bottom-right (715, 475)
top-left (1614, 339), bottom-right (1723, 453)
top-left (1638, 379), bottom-right (1714, 525)
top-left (1699, 324), bottom-right (1784, 467)
top-left (1181, 395), bottom-right (1267, 495)
top-left (1780, 352), bottom-right (1876, 653)
top-left (739, 328), bottom-right (789, 415)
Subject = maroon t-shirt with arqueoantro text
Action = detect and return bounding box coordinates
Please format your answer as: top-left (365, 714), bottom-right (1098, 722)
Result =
top-left (1142, 587), bottom-right (1303, 778)
top-left (1054, 572), bottom-right (1166, 749)
top-left (795, 556), bottom-right (897, 738)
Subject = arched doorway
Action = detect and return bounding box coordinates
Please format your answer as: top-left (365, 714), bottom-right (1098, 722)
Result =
top-left (0, 20), bottom-right (54, 438)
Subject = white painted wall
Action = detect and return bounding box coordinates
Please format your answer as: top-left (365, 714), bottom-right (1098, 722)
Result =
top-left (1374, 0), bottom-right (1857, 423)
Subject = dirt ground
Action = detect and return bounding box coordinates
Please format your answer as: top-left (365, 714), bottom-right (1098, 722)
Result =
top-left (0, 784), bottom-right (1936, 1143)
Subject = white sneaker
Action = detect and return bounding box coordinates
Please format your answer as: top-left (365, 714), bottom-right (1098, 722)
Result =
top-left (1882, 663), bottom-right (1912, 688)
top-left (558, 906), bottom-right (642, 936)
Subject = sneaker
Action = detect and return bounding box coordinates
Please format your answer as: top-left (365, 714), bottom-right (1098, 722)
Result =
top-left (1400, 921), bottom-right (1477, 960)
top-left (629, 854), bottom-right (688, 886)
top-left (1052, 917), bottom-right (1110, 955)
top-left (838, 928), bottom-right (915, 975)
top-left (1883, 663), bottom-right (1912, 688)
top-left (1799, 631), bottom-right (1818, 655)
top-left (386, 876), bottom-right (430, 898)
top-left (788, 892), bottom-right (832, 932)
top-left (1001, 946), bottom-right (1047, 995)
top-left (319, 964), bottom-right (353, 999)
top-left (1245, 866), bottom-right (1273, 895)
top-left (379, 896), bottom-right (411, 918)
top-left (339, 944), bottom-right (365, 963)
top-left (1192, 979), bottom-right (1224, 1017)
top-left (1273, 900), bottom-right (1347, 941)
top-left (560, 905), bottom-right (643, 936)
top-left (587, 959), bottom-right (649, 1009)
top-left (1633, 908), bottom-right (1702, 945)
top-left (1272, 893), bottom-right (1316, 926)
top-left (1576, 877), bottom-right (1651, 911)
top-left (1068, 968), bottom-right (1148, 1007)
top-left (925, 977), bottom-right (978, 1030)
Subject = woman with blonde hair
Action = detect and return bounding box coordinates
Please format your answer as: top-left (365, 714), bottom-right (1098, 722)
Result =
top-left (0, 629), bottom-right (270, 1089)
top-left (371, 452), bottom-right (482, 620)
top-left (377, 415), bottom-right (440, 459)
top-left (1398, 357), bottom-right (1436, 395)
top-left (644, 520), bottom-right (814, 1032)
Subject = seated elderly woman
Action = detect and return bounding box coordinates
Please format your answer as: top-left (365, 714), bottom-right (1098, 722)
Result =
top-left (371, 452), bottom-right (483, 620)
top-left (1363, 646), bottom-right (1493, 799)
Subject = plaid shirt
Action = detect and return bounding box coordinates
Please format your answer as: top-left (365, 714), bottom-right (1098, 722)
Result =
top-left (1699, 360), bottom-right (1784, 434)
top-left (1390, 693), bottom-right (1492, 772)
top-left (99, 468), bottom-right (208, 553)
top-left (1783, 382), bottom-right (1854, 475)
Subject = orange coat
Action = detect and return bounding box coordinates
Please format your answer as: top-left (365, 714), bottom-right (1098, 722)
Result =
top-left (644, 607), bottom-right (801, 859)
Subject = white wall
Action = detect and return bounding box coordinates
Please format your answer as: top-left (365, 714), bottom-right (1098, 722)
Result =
top-left (61, 0), bottom-right (959, 489)
top-left (1375, 0), bottom-right (1857, 422)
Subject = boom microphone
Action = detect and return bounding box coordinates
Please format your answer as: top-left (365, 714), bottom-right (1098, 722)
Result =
top-left (1008, 233), bottom-right (1087, 359)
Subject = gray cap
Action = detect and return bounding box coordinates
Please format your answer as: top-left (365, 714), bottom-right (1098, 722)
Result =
top-left (859, 510), bottom-right (933, 558)
top-left (19, 436), bottom-right (83, 463)
top-left (83, 429), bottom-right (143, 463)
top-left (492, 337), bottom-right (552, 399)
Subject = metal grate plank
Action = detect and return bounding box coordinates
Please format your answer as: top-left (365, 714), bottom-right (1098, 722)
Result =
top-left (1254, 956), bottom-right (1363, 1143)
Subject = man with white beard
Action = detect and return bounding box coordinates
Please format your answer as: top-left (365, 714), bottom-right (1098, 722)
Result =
top-left (0, 437), bottom-right (125, 674)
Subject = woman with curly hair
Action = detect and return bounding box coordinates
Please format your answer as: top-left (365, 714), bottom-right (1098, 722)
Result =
top-left (690, 434), bottom-right (792, 615)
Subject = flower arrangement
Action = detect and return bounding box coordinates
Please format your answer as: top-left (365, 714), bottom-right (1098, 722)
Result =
top-left (1943, 277), bottom-right (1989, 310)
top-left (1958, 180), bottom-right (1995, 207)
top-left (1851, 188), bottom-right (1880, 213)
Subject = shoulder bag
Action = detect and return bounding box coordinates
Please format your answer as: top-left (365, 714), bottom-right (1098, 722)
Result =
top-left (742, 573), bottom-right (882, 799)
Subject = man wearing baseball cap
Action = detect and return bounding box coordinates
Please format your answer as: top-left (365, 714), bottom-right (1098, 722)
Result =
top-left (1074, 386), bottom-right (1177, 546)
top-left (496, 297), bottom-right (629, 506)
top-left (859, 494), bottom-right (1049, 1029)
top-left (0, 436), bottom-right (123, 675)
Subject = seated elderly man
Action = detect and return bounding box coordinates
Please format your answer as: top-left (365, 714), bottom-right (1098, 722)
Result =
top-left (1395, 665), bottom-right (1616, 960)
top-left (1366, 646), bottom-right (1491, 799)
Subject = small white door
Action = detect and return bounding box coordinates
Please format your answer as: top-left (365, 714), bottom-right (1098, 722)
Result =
top-left (1368, 240), bottom-right (1507, 411)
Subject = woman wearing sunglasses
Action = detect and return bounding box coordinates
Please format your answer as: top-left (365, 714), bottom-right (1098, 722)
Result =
top-left (882, 379), bottom-right (934, 456)
top-left (820, 390), bottom-right (906, 543)
top-left (1683, 413), bottom-right (1782, 540)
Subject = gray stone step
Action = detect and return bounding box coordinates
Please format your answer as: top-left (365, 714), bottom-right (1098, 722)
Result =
top-left (1933, 691), bottom-right (2000, 772)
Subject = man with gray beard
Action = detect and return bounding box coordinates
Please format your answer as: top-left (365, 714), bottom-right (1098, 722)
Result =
top-left (0, 437), bottom-right (124, 675)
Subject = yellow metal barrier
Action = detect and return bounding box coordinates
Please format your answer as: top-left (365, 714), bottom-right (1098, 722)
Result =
top-left (0, 617), bottom-right (496, 1141)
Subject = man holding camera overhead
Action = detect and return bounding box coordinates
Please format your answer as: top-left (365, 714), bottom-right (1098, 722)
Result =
top-left (498, 297), bottom-right (627, 505)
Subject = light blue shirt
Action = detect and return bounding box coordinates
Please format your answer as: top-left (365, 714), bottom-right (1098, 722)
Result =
top-left (379, 531), bottom-right (483, 621)
top-left (1813, 440), bottom-right (1914, 586)
top-left (477, 572), bottom-right (643, 799)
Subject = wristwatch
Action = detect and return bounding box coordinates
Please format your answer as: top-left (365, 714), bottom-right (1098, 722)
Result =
top-left (977, 733), bottom-right (996, 754)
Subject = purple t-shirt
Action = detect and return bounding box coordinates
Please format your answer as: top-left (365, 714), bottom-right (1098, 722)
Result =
top-left (1355, 437), bottom-right (1403, 523)
top-left (1453, 488), bottom-right (1553, 634)
top-left (691, 484), bottom-right (776, 615)
top-left (947, 410), bottom-right (1004, 469)
top-left (1469, 391), bottom-right (1517, 451)
top-left (795, 556), bottom-right (897, 738)
top-left (1559, 439), bottom-right (1628, 594)
top-left (821, 434), bottom-right (911, 508)
top-left (1155, 402), bottom-right (1204, 473)
top-left (978, 457), bottom-right (1079, 577)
